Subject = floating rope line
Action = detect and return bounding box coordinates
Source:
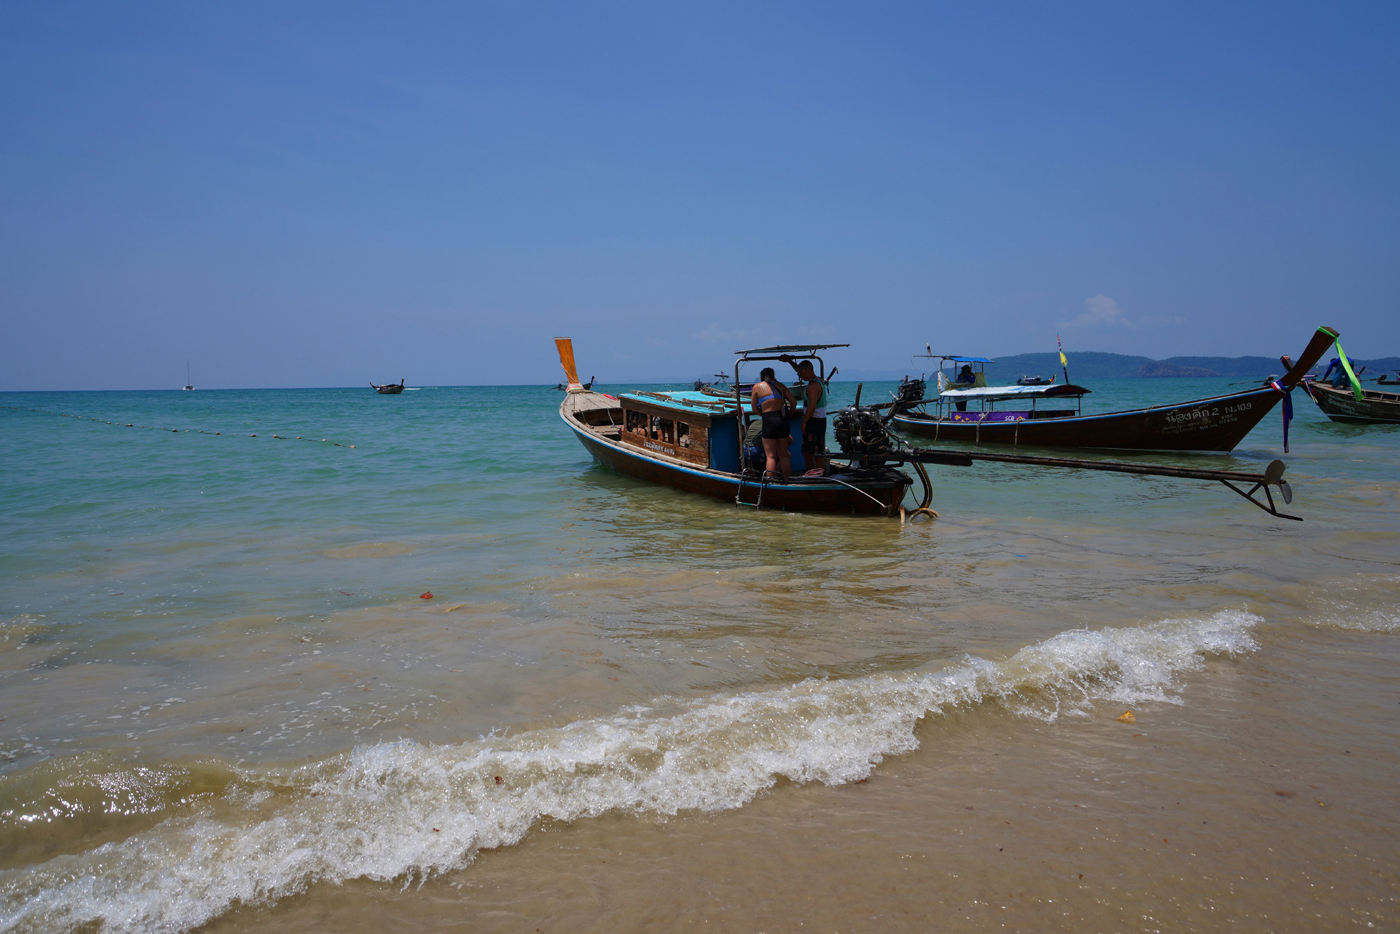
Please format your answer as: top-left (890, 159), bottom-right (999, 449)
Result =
top-left (0, 405), bottom-right (357, 448)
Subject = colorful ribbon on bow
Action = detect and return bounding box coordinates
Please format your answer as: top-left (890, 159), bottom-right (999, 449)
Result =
top-left (1333, 340), bottom-right (1365, 401)
top-left (1269, 380), bottom-right (1294, 453)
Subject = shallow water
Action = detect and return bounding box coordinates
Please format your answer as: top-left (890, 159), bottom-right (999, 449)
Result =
top-left (1, 379), bottom-right (1397, 932)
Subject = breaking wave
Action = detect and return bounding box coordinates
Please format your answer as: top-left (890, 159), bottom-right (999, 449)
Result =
top-left (0, 610), bottom-right (1260, 933)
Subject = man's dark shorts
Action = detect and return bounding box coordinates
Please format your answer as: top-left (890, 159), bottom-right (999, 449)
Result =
top-left (802, 417), bottom-right (827, 457)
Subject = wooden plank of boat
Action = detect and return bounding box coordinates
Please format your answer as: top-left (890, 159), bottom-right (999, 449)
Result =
top-left (1304, 380), bottom-right (1400, 424)
top-left (891, 326), bottom-right (1339, 453)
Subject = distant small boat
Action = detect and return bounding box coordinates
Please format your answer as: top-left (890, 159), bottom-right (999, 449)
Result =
top-left (553, 375), bottom-right (596, 392)
top-left (371, 380), bottom-right (405, 395)
top-left (1016, 374), bottom-right (1054, 386)
top-left (182, 362), bottom-right (194, 391)
top-left (1377, 371), bottom-right (1400, 386)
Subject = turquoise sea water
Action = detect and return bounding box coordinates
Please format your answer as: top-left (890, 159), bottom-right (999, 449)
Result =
top-left (1, 379), bottom-right (1397, 932)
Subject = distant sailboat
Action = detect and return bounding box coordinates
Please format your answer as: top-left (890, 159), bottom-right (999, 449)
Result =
top-left (183, 362), bottom-right (195, 391)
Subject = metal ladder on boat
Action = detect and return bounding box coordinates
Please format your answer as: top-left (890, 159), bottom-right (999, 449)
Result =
top-left (735, 469), bottom-right (769, 509)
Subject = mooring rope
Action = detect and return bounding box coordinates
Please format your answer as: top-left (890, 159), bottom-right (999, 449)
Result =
top-left (0, 405), bottom-right (357, 448)
top-left (822, 474), bottom-right (890, 512)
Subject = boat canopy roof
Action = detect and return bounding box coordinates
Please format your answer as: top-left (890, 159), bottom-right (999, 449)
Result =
top-left (914, 354), bottom-right (995, 364)
top-left (619, 390), bottom-right (741, 416)
top-left (735, 343), bottom-right (849, 355)
top-left (939, 383), bottom-right (1090, 400)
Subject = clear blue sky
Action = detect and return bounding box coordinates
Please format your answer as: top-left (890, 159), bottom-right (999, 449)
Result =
top-left (2, 2), bottom-right (1397, 389)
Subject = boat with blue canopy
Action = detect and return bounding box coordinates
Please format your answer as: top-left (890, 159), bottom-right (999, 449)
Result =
top-left (556, 340), bottom-right (914, 514)
top-left (890, 328), bottom-right (1340, 454)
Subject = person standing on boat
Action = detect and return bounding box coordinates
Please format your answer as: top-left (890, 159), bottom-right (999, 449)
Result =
top-left (781, 356), bottom-right (828, 474)
top-left (750, 367), bottom-right (796, 481)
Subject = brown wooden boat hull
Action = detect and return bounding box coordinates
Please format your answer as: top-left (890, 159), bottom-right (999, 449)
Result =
top-left (1306, 381), bottom-right (1400, 424)
top-left (892, 384), bottom-right (1285, 453)
top-left (893, 325), bottom-right (1342, 453)
top-left (562, 402), bottom-right (908, 514)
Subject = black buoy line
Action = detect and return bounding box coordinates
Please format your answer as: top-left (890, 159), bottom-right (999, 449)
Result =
top-left (0, 405), bottom-right (357, 448)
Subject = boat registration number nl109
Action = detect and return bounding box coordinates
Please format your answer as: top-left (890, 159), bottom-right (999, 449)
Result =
top-left (1163, 401), bottom-right (1251, 427)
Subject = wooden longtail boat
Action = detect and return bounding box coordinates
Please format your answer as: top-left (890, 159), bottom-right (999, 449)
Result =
top-left (890, 327), bottom-right (1339, 453)
top-left (557, 340), bottom-right (912, 514)
top-left (1304, 379), bottom-right (1400, 424)
top-left (554, 338), bottom-right (1305, 520)
top-left (371, 380), bottom-right (405, 394)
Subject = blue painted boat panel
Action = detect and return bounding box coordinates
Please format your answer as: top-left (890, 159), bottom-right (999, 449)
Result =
top-left (788, 423), bottom-right (807, 474)
top-left (618, 391), bottom-right (741, 417)
top-left (619, 390), bottom-right (808, 471)
top-left (709, 415), bottom-right (740, 472)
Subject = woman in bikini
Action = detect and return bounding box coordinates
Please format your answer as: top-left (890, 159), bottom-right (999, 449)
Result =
top-left (750, 367), bottom-right (796, 481)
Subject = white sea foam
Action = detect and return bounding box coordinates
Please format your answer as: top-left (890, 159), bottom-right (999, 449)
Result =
top-left (1310, 608), bottom-right (1400, 633)
top-left (0, 610), bottom-right (1260, 934)
top-left (1306, 576), bottom-right (1400, 633)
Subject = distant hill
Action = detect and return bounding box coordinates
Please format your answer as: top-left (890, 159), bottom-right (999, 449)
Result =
top-left (986, 352), bottom-right (1292, 380)
top-left (837, 352), bottom-right (1400, 383)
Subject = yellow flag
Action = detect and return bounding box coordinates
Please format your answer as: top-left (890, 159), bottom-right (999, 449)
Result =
top-left (1059, 350), bottom-right (1068, 367)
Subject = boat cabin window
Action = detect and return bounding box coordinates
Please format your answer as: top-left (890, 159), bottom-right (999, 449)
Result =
top-left (619, 400), bottom-right (710, 466)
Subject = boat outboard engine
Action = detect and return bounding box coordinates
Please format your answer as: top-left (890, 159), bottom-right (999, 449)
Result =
top-left (893, 377), bottom-right (926, 414)
top-left (834, 406), bottom-right (895, 456)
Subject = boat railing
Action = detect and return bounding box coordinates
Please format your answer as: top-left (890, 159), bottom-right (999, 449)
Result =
top-left (731, 343), bottom-right (849, 473)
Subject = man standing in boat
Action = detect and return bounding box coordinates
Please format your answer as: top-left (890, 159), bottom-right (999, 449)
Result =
top-left (750, 367), bottom-right (797, 482)
top-left (781, 356), bottom-right (829, 475)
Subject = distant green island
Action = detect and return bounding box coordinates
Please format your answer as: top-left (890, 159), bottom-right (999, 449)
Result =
top-left (839, 351), bottom-right (1400, 383)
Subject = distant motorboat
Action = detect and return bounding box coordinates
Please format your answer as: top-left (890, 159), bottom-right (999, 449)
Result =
top-left (182, 362), bottom-right (194, 391)
top-left (1016, 374), bottom-right (1054, 386)
top-left (372, 380), bottom-right (406, 395)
